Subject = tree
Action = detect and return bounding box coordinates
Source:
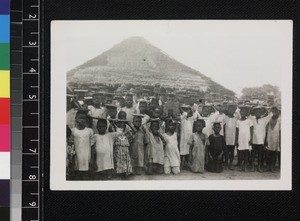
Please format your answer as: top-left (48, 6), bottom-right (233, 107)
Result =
top-left (241, 84), bottom-right (281, 104)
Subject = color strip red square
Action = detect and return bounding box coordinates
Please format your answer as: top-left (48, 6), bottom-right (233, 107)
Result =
top-left (0, 125), bottom-right (10, 151)
top-left (0, 98), bottom-right (9, 124)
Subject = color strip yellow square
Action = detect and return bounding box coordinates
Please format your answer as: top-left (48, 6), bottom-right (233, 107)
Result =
top-left (0, 71), bottom-right (10, 98)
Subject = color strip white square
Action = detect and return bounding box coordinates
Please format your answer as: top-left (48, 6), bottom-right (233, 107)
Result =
top-left (0, 152), bottom-right (10, 179)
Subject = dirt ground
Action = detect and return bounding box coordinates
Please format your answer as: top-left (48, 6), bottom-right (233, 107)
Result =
top-left (126, 166), bottom-right (280, 181)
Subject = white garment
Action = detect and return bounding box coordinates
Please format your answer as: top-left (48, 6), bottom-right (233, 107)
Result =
top-left (88, 105), bottom-right (107, 133)
top-left (214, 113), bottom-right (225, 136)
top-left (92, 133), bottom-right (118, 171)
top-left (71, 127), bottom-right (94, 171)
top-left (251, 113), bottom-right (273, 145)
top-left (266, 118), bottom-right (281, 151)
top-left (224, 115), bottom-right (238, 145)
top-left (163, 133), bottom-right (180, 167)
top-left (66, 108), bottom-right (77, 129)
top-left (180, 112), bottom-right (197, 155)
top-left (236, 119), bottom-right (253, 150)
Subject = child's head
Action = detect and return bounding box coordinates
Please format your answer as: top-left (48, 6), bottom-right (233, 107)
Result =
top-left (117, 111), bottom-right (127, 120)
top-left (239, 106), bottom-right (250, 118)
top-left (115, 111), bottom-right (127, 129)
top-left (138, 101), bottom-right (147, 114)
top-left (97, 119), bottom-right (108, 135)
top-left (106, 105), bottom-right (117, 118)
top-left (227, 104), bottom-right (237, 116)
top-left (150, 121), bottom-right (160, 135)
top-left (133, 116), bottom-right (142, 129)
top-left (75, 114), bottom-right (87, 128)
top-left (271, 106), bottom-right (280, 118)
top-left (125, 94), bottom-right (133, 108)
top-left (167, 120), bottom-right (176, 133)
top-left (252, 107), bottom-right (262, 119)
top-left (194, 120), bottom-right (205, 133)
top-left (153, 107), bottom-right (162, 118)
top-left (201, 105), bottom-right (211, 117)
top-left (92, 93), bottom-right (102, 106)
top-left (213, 122), bottom-right (221, 135)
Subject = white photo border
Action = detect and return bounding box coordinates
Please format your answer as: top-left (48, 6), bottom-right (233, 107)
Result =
top-left (50, 20), bottom-right (292, 190)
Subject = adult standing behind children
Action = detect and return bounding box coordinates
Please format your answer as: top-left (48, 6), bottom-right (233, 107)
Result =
top-left (265, 107), bottom-right (281, 172)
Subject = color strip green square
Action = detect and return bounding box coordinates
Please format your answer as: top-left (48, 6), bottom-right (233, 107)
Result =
top-left (0, 43), bottom-right (9, 70)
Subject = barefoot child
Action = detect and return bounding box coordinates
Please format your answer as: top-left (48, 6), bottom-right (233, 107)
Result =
top-left (250, 106), bottom-right (273, 172)
top-left (223, 103), bottom-right (238, 170)
top-left (162, 120), bottom-right (181, 175)
top-left (92, 119), bottom-right (118, 180)
top-left (207, 122), bottom-right (226, 173)
top-left (180, 105), bottom-right (197, 169)
top-left (265, 107), bottom-right (281, 172)
top-left (144, 119), bottom-right (166, 175)
top-left (70, 114), bottom-right (94, 180)
top-left (113, 112), bottom-right (133, 178)
top-left (130, 114), bottom-right (146, 175)
top-left (188, 119), bottom-right (208, 173)
top-left (235, 106), bottom-right (253, 172)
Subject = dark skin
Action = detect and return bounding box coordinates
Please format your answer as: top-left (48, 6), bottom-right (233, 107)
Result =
top-left (125, 96), bottom-right (133, 108)
top-left (189, 121), bottom-right (205, 162)
top-left (97, 122), bottom-right (107, 135)
top-left (76, 116), bottom-right (87, 130)
top-left (210, 124), bottom-right (223, 160)
top-left (133, 117), bottom-right (142, 130)
top-left (92, 95), bottom-right (102, 108)
top-left (138, 102), bottom-right (147, 114)
top-left (150, 122), bottom-right (166, 146)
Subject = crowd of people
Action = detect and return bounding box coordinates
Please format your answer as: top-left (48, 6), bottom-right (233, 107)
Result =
top-left (66, 89), bottom-right (281, 180)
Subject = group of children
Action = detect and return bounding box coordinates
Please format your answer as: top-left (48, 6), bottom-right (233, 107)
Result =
top-left (66, 92), bottom-right (281, 180)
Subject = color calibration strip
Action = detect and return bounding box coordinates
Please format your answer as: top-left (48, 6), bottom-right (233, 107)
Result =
top-left (0, 0), bottom-right (10, 220)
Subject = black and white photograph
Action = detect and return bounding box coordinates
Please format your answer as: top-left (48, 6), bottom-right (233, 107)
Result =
top-left (50, 20), bottom-right (292, 190)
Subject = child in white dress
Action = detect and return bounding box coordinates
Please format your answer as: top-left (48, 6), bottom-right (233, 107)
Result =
top-left (235, 106), bottom-right (253, 172)
top-left (163, 120), bottom-right (181, 175)
top-left (70, 114), bottom-right (94, 180)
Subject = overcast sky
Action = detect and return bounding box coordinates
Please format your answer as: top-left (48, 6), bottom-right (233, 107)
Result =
top-left (54, 20), bottom-right (292, 96)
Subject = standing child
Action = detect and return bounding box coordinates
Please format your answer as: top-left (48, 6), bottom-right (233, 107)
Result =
top-left (223, 103), bottom-right (239, 170)
top-left (265, 107), bottom-right (281, 172)
top-left (88, 93), bottom-right (107, 133)
top-left (162, 120), bottom-right (181, 175)
top-left (92, 119), bottom-right (118, 180)
top-left (113, 113), bottom-right (133, 178)
top-left (130, 114), bottom-right (146, 175)
top-left (180, 105), bottom-right (197, 169)
top-left (250, 106), bottom-right (273, 172)
top-left (70, 114), bottom-right (94, 180)
top-left (235, 106), bottom-right (253, 172)
top-left (188, 120), bottom-right (208, 173)
top-left (207, 122), bottom-right (226, 173)
top-left (144, 119), bottom-right (166, 175)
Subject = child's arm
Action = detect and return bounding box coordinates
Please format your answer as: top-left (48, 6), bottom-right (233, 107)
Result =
top-left (157, 133), bottom-right (166, 146)
top-left (264, 123), bottom-right (269, 147)
top-left (249, 126), bottom-right (253, 146)
top-left (235, 128), bottom-right (239, 147)
top-left (223, 123), bottom-right (226, 141)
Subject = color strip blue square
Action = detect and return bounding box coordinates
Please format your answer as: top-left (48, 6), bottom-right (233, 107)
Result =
top-left (0, 0), bottom-right (9, 14)
top-left (0, 15), bottom-right (9, 43)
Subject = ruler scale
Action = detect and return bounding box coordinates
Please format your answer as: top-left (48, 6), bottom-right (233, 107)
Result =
top-left (10, 0), bottom-right (22, 220)
top-left (21, 0), bottom-right (41, 220)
